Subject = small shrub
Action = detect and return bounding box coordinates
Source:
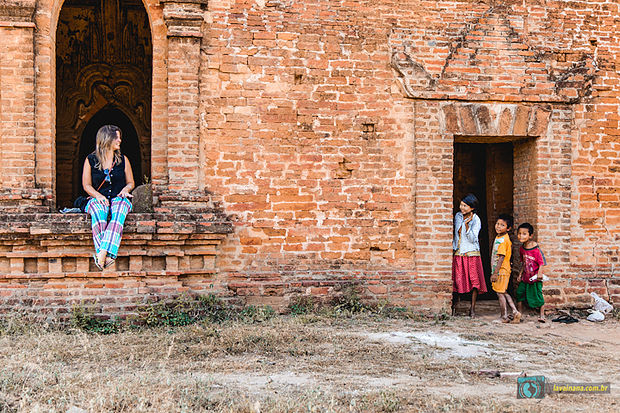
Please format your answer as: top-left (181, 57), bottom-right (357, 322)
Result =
top-left (433, 310), bottom-right (451, 323)
top-left (288, 295), bottom-right (317, 315)
top-left (331, 287), bottom-right (368, 315)
top-left (71, 305), bottom-right (120, 334)
top-left (135, 294), bottom-right (274, 328)
top-left (240, 305), bottom-right (276, 323)
top-left (137, 293), bottom-right (228, 327)
top-left (376, 305), bottom-right (416, 319)
top-left (138, 298), bottom-right (192, 328)
top-left (197, 293), bottom-right (236, 323)
top-left (289, 289), bottom-right (427, 320)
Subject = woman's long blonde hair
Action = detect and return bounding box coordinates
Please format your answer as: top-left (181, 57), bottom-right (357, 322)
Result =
top-left (94, 125), bottom-right (122, 170)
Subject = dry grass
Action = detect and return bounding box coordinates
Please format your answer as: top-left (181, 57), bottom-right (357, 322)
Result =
top-left (1, 307), bottom-right (619, 412)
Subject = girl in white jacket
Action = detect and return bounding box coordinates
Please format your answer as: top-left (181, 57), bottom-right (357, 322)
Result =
top-left (451, 193), bottom-right (487, 317)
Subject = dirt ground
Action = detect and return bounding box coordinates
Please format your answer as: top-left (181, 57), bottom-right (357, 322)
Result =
top-left (0, 301), bottom-right (618, 412)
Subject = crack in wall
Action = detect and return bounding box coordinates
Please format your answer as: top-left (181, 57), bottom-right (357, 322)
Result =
top-left (440, 5), bottom-right (502, 78)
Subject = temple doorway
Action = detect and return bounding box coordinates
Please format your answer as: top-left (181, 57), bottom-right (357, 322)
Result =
top-left (55, 0), bottom-right (152, 208)
top-left (453, 141), bottom-right (514, 299)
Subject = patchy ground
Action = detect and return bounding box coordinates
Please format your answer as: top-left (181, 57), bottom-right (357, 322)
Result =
top-left (0, 302), bottom-right (618, 412)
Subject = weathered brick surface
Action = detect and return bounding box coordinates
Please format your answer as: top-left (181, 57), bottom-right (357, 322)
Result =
top-left (0, 0), bottom-right (618, 316)
top-left (0, 212), bottom-right (233, 317)
top-left (0, 25), bottom-right (35, 189)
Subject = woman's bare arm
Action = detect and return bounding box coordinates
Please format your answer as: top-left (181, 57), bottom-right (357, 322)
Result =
top-left (118, 156), bottom-right (135, 197)
top-left (82, 158), bottom-right (109, 205)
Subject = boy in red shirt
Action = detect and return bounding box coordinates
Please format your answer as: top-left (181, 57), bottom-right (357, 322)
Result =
top-left (515, 222), bottom-right (547, 322)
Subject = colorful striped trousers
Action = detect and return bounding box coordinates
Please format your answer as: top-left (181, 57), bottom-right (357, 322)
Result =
top-left (85, 197), bottom-right (132, 259)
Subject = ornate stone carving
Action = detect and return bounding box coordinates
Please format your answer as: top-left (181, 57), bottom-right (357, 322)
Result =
top-left (57, 63), bottom-right (150, 135)
top-left (441, 103), bottom-right (551, 138)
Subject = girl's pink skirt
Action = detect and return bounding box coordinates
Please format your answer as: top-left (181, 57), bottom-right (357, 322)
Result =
top-left (452, 255), bottom-right (487, 293)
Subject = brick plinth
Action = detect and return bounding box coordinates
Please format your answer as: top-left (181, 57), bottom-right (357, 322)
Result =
top-left (0, 212), bottom-right (233, 317)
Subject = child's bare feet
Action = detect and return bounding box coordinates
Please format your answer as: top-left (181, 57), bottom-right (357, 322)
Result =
top-left (538, 317), bottom-right (546, 323)
top-left (511, 311), bottom-right (521, 324)
top-left (501, 317), bottom-right (511, 323)
top-left (469, 308), bottom-right (476, 318)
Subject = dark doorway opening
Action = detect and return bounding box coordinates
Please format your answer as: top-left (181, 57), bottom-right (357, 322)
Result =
top-left (453, 141), bottom-right (514, 299)
top-left (73, 108), bottom-right (143, 198)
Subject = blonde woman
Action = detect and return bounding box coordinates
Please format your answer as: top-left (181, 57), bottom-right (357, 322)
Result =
top-left (82, 125), bottom-right (135, 270)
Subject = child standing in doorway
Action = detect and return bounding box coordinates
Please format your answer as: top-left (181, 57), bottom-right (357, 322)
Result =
top-left (452, 193), bottom-right (487, 318)
top-left (516, 222), bottom-right (547, 323)
top-left (491, 214), bottom-right (521, 323)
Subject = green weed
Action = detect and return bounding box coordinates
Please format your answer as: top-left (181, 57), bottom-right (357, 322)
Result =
top-left (331, 286), bottom-right (367, 315)
top-left (288, 295), bottom-right (317, 315)
top-left (137, 294), bottom-right (205, 327)
top-left (71, 305), bottom-right (120, 334)
top-left (239, 305), bottom-right (276, 323)
top-left (70, 294), bottom-right (276, 334)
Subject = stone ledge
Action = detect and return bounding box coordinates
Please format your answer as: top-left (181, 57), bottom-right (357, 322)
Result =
top-left (0, 212), bottom-right (234, 277)
top-left (442, 103), bottom-right (552, 138)
top-left (0, 212), bottom-right (234, 237)
top-left (0, 0), bottom-right (36, 23)
top-left (0, 269), bottom-right (217, 280)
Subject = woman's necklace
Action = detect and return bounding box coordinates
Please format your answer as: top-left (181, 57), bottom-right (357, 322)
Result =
top-left (102, 152), bottom-right (115, 170)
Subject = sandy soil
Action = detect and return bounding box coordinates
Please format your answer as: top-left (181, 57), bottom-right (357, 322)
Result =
top-left (0, 301), bottom-right (618, 412)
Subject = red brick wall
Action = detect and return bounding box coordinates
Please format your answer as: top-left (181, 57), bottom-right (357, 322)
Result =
top-left (197, 0), bottom-right (617, 308)
top-left (0, 0), bottom-right (618, 315)
top-left (200, 0), bottom-right (430, 306)
top-left (513, 139), bottom-right (538, 232)
top-left (485, 144), bottom-right (513, 235)
top-left (0, 25), bottom-right (36, 191)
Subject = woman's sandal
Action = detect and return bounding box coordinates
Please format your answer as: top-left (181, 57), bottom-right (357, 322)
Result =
top-left (538, 317), bottom-right (547, 323)
top-left (104, 257), bottom-right (116, 269)
top-left (92, 253), bottom-right (103, 271)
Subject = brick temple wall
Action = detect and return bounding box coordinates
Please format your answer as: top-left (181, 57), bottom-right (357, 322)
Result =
top-left (0, 0), bottom-right (618, 316)
top-left (201, 0), bottom-right (422, 308)
top-left (198, 0), bottom-right (618, 308)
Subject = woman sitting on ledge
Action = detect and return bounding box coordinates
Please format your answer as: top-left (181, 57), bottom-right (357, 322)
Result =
top-left (82, 124), bottom-right (134, 270)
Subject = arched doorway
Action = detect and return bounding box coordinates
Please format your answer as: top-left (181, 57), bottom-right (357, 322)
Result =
top-left (55, 0), bottom-right (152, 208)
top-left (73, 108), bottom-right (143, 198)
